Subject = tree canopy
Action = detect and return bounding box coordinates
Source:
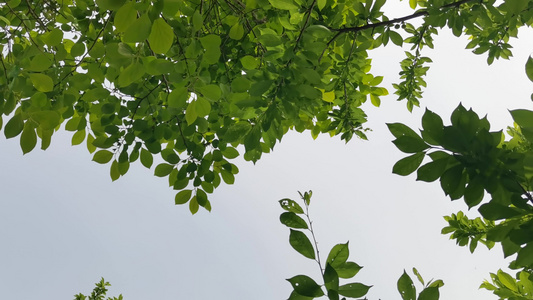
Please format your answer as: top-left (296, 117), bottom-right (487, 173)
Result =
top-left (2, 0), bottom-right (530, 212)
top-left (3, 0), bottom-right (533, 299)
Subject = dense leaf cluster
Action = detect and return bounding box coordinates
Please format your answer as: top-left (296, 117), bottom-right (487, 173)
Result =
top-left (1, 0), bottom-right (530, 212)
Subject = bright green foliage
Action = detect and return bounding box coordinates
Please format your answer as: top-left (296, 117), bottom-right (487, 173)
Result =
top-left (1, 0), bottom-right (530, 211)
top-left (74, 278), bottom-right (123, 300)
top-left (480, 269), bottom-right (533, 299)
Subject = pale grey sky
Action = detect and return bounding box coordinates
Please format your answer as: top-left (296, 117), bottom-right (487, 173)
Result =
top-left (1, 5), bottom-right (532, 300)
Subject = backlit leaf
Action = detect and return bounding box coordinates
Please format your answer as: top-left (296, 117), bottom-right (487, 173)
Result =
top-left (93, 150), bottom-right (114, 164)
top-left (175, 190), bottom-right (192, 205)
top-left (149, 18), bottom-right (174, 54)
top-left (20, 124), bottom-right (37, 154)
top-left (123, 14), bottom-right (151, 43)
top-left (29, 73), bottom-right (54, 92)
top-left (4, 114), bottom-right (24, 139)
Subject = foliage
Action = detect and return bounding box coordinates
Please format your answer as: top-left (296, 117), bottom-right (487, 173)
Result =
top-left (388, 58), bottom-right (533, 298)
top-left (74, 278), bottom-right (123, 300)
top-left (2, 0), bottom-right (532, 212)
top-left (4, 0), bottom-right (533, 298)
top-left (279, 191), bottom-right (443, 300)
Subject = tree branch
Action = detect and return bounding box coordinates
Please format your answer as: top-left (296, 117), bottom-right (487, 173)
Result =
top-left (331, 0), bottom-right (478, 34)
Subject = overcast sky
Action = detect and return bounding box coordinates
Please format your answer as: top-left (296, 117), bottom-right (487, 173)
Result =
top-left (2, 5), bottom-right (533, 300)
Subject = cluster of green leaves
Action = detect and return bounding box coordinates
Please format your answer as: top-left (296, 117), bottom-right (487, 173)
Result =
top-left (397, 268), bottom-right (444, 300)
top-left (74, 278), bottom-right (122, 300)
top-left (480, 269), bottom-right (533, 299)
top-left (441, 211), bottom-right (495, 253)
top-left (2, 0), bottom-right (529, 211)
top-left (388, 57), bottom-right (533, 298)
top-left (279, 191), bottom-right (371, 300)
top-left (280, 192), bottom-right (444, 299)
top-left (389, 103), bottom-right (533, 267)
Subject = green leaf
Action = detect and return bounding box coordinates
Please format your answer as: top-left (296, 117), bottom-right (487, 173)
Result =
top-left (123, 14), bottom-right (151, 43)
top-left (387, 123), bottom-right (420, 139)
top-left (335, 262), bottom-right (362, 279)
top-left (72, 129), bottom-right (86, 146)
top-left (392, 152), bottom-right (425, 176)
top-left (199, 35), bottom-right (221, 64)
top-left (221, 147), bottom-right (239, 159)
top-left (392, 136), bottom-right (429, 153)
top-left (20, 124), bottom-right (37, 154)
top-left (269, 0), bottom-right (299, 10)
top-left (192, 11), bottom-right (202, 32)
top-left (185, 101), bottom-right (198, 125)
top-left (418, 287), bottom-right (439, 300)
top-left (511, 109), bottom-right (533, 129)
top-left (412, 267), bottom-right (424, 285)
top-left (71, 43), bottom-right (86, 57)
top-left (389, 30), bottom-right (403, 46)
top-left (117, 62), bottom-right (145, 87)
top-left (240, 55), bottom-right (259, 69)
top-left (148, 18), bottom-right (174, 54)
top-left (409, 0), bottom-right (417, 9)
top-left (326, 243), bottom-right (349, 268)
top-left (220, 169), bottom-right (235, 184)
top-left (526, 56), bottom-right (533, 82)
top-left (140, 148), bottom-right (153, 168)
top-left (29, 54), bottom-right (53, 72)
top-left (4, 114), bottom-right (24, 139)
top-left (93, 150), bottom-right (114, 164)
top-left (29, 73), bottom-right (54, 92)
top-left (324, 263), bottom-right (339, 292)
top-left (338, 283), bottom-right (371, 298)
top-left (280, 212), bottom-right (308, 229)
top-left (258, 34), bottom-right (282, 47)
top-left (421, 109), bottom-right (444, 143)
top-left (479, 202), bottom-right (520, 220)
top-left (279, 198), bottom-right (304, 214)
top-left (95, 0), bottom-right (126, 10)
top-left (398, 271), bottom-right (416, 300)
top-left (110, 160), bottom-right (120, 181)
top-left (168, 87), bottom-right (189, 109)
top-left (114, 2), bottom-right (136, 32)
top-left (43, 28), bottom-right (63, 46)
top-left (416, 158), bottom-right (448, 182)
top-left (195, 97), bottom-right (211, 117)
top-left (289, 229), bottom-right (315, 259)
top-left (31, 111), bottom-right (60, 130)
top-left (516, 243), bottom-right (533, 267)
top-left (154, 163), bottom-right (174, 177)
top-left (229, 23), bottom-right (244, 40)
top-left (287, 275), bottom-right (324, 297)
top-left (175, 190), bottom-right (192, 205)
top-left (196, 189), bottom-right (208, 207)
top-left (464, 179), bottom-right (484, 208)
top-left (440, 165), bottom-right (463, 196)
top-left (197, 85), bottom-right (221, 101)
top-left (189, 196), bottom-right (199, 214)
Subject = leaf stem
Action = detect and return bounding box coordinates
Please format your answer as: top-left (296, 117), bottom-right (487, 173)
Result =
top-left (303, 199), bottom-right (324, 277)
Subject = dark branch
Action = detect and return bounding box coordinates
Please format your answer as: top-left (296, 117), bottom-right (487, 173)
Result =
top-left (331, 0), bottom-right (477, 34)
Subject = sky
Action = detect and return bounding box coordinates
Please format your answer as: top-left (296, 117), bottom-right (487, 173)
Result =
top-left (2, 4), bottom-right (533, 300)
